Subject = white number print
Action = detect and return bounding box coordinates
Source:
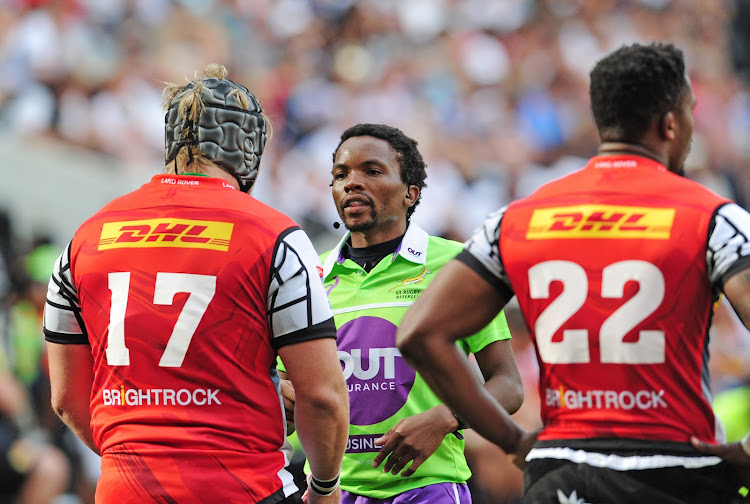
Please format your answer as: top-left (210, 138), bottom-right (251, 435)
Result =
top-left (529, 261), bottom-right (590, 364)
top-left (105, 272), bottom-right (216, 367)
top-left (529, 260), bottom-right (665, 365)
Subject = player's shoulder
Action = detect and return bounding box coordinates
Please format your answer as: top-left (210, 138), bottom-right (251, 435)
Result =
top-left (74, 184), bottom-right (301, 248)
top-left (191, 186), bottom-right (303, 234)
top-left (688, 185), bottom-right (732, 210)
top-left (503, 169), bottom-right (588, 213)
top-left (212, 189), bottom-right (296, 225)
top-left (246, 197), bottom-right (299, 230)
top-left (641, 171), bottom-right (732, 216)
top-left (73, 185), bottom-right (146, 235)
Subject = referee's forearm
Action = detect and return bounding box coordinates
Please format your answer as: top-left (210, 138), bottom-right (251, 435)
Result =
top-left (484, 374), bottom-right (524, 416)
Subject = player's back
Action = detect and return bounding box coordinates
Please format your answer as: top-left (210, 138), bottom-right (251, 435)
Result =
top-left (70, 174), bottom-right (298, 502)
top-left (499, 155), bottom-right (729, 443)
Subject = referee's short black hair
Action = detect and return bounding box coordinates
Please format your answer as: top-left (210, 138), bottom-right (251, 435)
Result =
top-left (589, 42), bottom-right (689, 143)
top-left (333, 123), bottom-right (427, 220)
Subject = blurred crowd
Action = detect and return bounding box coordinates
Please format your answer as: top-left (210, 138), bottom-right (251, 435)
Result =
top-left (2, 0), bottom-right (750, 241)
top-left (1, 0), bottom-right (750, 502)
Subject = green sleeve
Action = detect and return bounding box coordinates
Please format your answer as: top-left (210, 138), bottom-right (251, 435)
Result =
top-left (276, 356), bottom-right (286, 373)
top-left (461, 309), bottom-right (511, 354)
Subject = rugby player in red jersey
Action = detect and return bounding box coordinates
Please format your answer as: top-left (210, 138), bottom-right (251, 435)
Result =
top-left (398, 42), bottom-right (750, 503)
top-left (42, 64), bottom-right (348, 504)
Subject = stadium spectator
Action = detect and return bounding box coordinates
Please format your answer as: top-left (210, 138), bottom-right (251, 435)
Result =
top-left (1, 2), bottom-right (749, 245)
top-left (42, 64), bottom-right (348, 504)
top-left (397, 42), bottom-right (750, 503)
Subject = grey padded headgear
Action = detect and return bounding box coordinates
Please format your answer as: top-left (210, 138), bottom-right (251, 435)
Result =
top-left (165, 78), bottom-right (267, 193)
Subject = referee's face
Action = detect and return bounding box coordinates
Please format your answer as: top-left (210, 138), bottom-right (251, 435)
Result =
top-left (331, 136), bottom-right (412, 246)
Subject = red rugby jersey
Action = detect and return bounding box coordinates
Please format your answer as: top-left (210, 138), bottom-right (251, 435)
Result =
top-left (43, 174), bottom-right (335, 503)
top-left (461, 155), bottom-right (749, 443)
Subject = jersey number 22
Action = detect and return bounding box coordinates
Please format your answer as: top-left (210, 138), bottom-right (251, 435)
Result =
top-left (529, 260), bottom-right (665, 365)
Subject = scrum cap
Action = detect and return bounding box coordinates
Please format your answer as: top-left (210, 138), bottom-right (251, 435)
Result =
top-left (165, 77), bottom-right (267, 192)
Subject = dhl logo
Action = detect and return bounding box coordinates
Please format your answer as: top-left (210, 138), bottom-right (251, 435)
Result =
top-left (99, 219), bottom-right (233, 251)
top-left (526, 205), bottom-right (675, 239)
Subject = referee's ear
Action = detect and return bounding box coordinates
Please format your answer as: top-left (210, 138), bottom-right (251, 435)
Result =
top-left (405, 185), bottom-right (419, 208)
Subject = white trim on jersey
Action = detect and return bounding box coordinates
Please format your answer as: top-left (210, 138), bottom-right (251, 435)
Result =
top-left (526, 447), bottom-right (722, 471)
top-left (44, 242), bottom-right (84, 337)
top-left (268, 228), bottom-right (334, 338)
top-left (332, 301), bottom-right (414, 316)
top-left (707, 202), bottom-right (750, 285)
top-left (463, 206), bottom-right (510, 287)
top-left (276, 441), bottom-right (299, 498)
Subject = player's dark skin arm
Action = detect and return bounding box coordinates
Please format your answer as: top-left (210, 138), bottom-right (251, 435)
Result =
top-left (691, 268), bottom-right (750, 484)
top-left (396, 259), bottom-right (537, 469)
top-left (372, 338), bottom-right (523, 476)
top-left (722, 268), bottom-right (750, 329)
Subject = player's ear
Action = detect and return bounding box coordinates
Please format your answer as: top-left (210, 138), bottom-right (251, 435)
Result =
top-left (660, 111), bottom-right (677, 141)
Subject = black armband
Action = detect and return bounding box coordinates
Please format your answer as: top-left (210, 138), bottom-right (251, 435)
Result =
top-left (453, 412), bottom-right (468, 430)
top-left (309, 473), bottom-right (340, 496)
top-left (452, 412), bottom-right (468, 440)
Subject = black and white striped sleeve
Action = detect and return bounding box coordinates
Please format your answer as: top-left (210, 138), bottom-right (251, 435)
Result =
top-left (268, 228), bottom-right (336, 350)
top-left (455, 206), bottom-right (515, 300)
top-left (707, 203), bottom-right (750, 287)
top-left (43, 242), bottom-right (88, 344)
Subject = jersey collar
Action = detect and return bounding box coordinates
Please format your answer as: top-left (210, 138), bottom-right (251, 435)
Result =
top-left (585, 154), bottom-right (668, 173)
top-left (322, 222), bottom-right (429, 277)
top-left (150, 173), bottom-right (237, 190)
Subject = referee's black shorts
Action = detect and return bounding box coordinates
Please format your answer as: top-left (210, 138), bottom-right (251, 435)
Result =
top-left (522, 439), bottom-right (746, 504)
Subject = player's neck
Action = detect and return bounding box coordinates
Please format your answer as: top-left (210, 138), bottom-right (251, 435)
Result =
top-left (597, 142), bottom-right (666, 166)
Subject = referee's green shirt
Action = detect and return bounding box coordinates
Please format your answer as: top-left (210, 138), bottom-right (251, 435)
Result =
top-left (318, 223), bottom-right (511, 498)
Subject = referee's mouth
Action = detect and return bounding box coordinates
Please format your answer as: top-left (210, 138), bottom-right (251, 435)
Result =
top-left (342, 195), bottom-right (373, 214)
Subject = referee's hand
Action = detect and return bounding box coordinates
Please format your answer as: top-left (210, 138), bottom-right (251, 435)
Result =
top-left (280, 379), bottom-right (296, 434)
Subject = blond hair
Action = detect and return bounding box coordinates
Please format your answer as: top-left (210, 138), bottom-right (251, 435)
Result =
top-left (162, 64), bottom-right (273, 174)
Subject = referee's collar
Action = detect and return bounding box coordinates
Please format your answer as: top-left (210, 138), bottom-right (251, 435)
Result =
top-left (322, 222), bottom-right (429, 277)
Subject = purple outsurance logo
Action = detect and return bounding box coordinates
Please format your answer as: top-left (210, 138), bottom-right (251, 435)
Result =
top-left (337, 316), bottom-right (416, 425)
top-left (346, 434), bottom-right (381, 453)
